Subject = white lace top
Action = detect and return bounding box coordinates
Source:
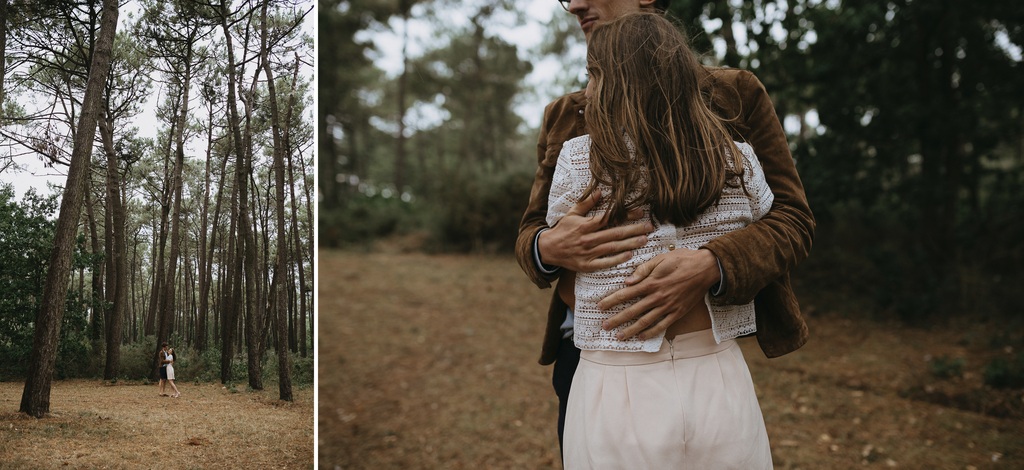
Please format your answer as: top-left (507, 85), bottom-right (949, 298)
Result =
top-left (547, 135), bottom-right (774, 352)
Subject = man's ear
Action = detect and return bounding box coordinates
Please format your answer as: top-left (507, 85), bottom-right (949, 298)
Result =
top-left (638, 0), bottom-right (657, 8)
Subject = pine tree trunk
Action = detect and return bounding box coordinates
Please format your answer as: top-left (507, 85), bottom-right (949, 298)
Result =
top-left (0, 0), bottom-right (8, 112)
top-left (20, 0), bottom-right (119, 418)
top-left (85, 184), bottom-right (105, 345)
top-left (155, 72), bottom-right (191, 370)
top-left (221, 180), bottom-right (239, 384)
top-left (99, 118), bottom-right (127, 380)
top-left (146, 114), bottom-right (175, 340)
top-left (261, 0), bottom-right (292, 401)
top-left (205, 151), bottom-right (230, 352)
top-left (219, 1), bottom-right (260, 387)
top-left (283, 51), bottom-right (309, 358)
top-left (197, 105), bottom-right (213, 352)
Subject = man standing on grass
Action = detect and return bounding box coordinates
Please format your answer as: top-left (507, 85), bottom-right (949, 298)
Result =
top-left (515, 0), bottom-right (814, 453)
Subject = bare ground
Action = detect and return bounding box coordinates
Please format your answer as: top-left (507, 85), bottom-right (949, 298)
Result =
top-left (319, 250), bottom-right (1024, 469)
top-left (0, 379), bottom-right (313, 469)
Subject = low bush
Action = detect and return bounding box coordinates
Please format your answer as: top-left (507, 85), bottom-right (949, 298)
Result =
top-left (118, 339), bottom-right (160, 381)
top-left (984, 353), bottom-right (1024, 389)
top-left (928, 355), bottom-right (965, 380)
top-left (319, 192), bottom-right (420, 248)
top-left (318, 166), bottom-right (533, 254)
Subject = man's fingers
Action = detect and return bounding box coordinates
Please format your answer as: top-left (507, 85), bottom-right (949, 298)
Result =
top-left (598, 282), bottom-right (650, 318)
top-left (567, 189), bottom-right (602, 217)
top-left (597, 287), bottom-right (631, 314)
top-left (625, 255), bottom-right (660, 285)
top-left (636, 313), bottom-right (679, 340)
top-left (584, 221), bottom-right (651, 248)
top-left (601, 299), bottom-right (647, 332)
top-left (605, 301), bottom-right (663, 339)
top-left (582, 251), bottom-right (633, 272)
top-left (618, 309), bottom-right (667, 340)
top-left (589, 234), bottom-right (647, 260)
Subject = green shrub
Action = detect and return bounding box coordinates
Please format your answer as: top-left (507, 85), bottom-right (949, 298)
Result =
top-left (929, 355), bottom-right (965, 380)
top-left (111, 341), bottom-right (309, 386)
top-left (319, 192), bottom-right (419, 248)
top-left (291, 354), bottom-right (314, 386)
top-left (428, 168), bottom-right (533, 253)
top-left (984, 353), bottom-right (1024, 389)
top-left (0, 186), bottom-right (55, 380)
top-left (150, 343), bottom-right (244, 383)
top-left (183, 346), bottom-right (225, 382)
top-left (318, 166), bottom-right (533, 254)
top-left (262, 349), bottom-right (314, 386)
top-left (54, 291), bottom-right (94, 379)
top-left (118, 339), bottom-right (161, 380)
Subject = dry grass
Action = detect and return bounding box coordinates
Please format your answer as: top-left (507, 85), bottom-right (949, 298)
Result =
top-left (0, 379), bottom-right (313, 469)
top-left (319, 250), bottom-right (1024, 469)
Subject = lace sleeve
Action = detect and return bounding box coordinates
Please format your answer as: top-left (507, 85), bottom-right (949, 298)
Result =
top-left (738, 142), bottom-right (774, 222)
top-left (546, 136), bottom-right (591, 227)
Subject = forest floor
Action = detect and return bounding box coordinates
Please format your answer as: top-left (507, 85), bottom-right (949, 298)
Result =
top-left (319, 249), bottom-right (1024, 469)
top-left (0, 379), bottom-right (313, 469)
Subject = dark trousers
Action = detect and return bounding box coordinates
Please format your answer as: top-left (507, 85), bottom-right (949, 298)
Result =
top-left (552, 335), bottom-right (581, 456)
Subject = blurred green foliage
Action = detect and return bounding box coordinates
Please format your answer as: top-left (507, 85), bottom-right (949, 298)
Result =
top-left (929, 355), bottom-right (966, 380)
top-left (0, 185), bottom-right (56, 379)
top-left (984, 352), bottom-right (1024, 389)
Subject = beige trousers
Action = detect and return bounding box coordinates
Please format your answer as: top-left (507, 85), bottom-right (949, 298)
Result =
top-left (563, 329), bottom-right (772, 469)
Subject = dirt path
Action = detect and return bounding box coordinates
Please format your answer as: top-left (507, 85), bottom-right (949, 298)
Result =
top-left (319, 250), bottom-right (1023, 469)
top-left (0, 379), bottom-right (312, 468)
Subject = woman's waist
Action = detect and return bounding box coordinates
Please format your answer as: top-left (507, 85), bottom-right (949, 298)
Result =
top-left (580, 328), bottom-right (732, 365)
top-left (573, 299), bottom-right (712, 332)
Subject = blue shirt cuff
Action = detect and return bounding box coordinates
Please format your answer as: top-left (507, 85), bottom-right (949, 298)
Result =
top-left (533, 228), bottom-right (561, 275)
top-left (710, 258), bottom-right (725, 296)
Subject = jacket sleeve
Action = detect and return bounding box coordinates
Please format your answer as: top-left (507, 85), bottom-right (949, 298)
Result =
top-left (516, 98), bottom-right (574, 289)
top-left (702, 70), bottom-right (815, 304)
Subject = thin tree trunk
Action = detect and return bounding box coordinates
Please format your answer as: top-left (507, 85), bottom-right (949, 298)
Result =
top-left (0, 0), bottom-right (8, 112)
top-left (261, 0), bottom-right (292, 400)
top-left (219, 1), bottom-right (264, 391)
top-left (130, 228), bottom-right (140, 343)
top-left (394, 1), bottom-right (410, 191)
top-left (206, 150), bottom-right (230, 352)
top-left (221, 175), bottom-right (240, 384)
top-left (84, 183), bottom-right (105, 345)
top-left (288, 261), bottom-right (297, 352)
top-left (146, 110), bottom-right (176, 338)
top-left (99, 118), bottom-right (127, 379)
top-left (155, 77), bottom-right (190, 369)
top-left (20, 0), bottom-right (119, 418)
top-left (104, 188), bottom-right (114, 344)
top-left (713, 0), bottom-right (739, 67)
top-left (282, 51), bottom-right (308, 357)
top-left (299, 149), bottom-right (313, 357)
top-left (197, 99), bottom-right (214, 352)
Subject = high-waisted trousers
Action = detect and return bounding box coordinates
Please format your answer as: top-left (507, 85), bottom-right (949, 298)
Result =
top-left (563, 329), bottom-right (772, 469)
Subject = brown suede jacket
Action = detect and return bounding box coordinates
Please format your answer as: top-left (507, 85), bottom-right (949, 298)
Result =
top-left (516, 67), bottom-right (814, 365)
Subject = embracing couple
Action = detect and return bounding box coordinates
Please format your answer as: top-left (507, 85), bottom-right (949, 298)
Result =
top-left (517, 1), bottom-right (814, 468)
top-left (158, 342), bottom-right (181, 398)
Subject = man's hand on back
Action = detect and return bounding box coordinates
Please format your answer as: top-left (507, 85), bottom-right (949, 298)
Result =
top-left (598, 247), bottom-right (721, 340)
top-left (538, 190), bottom-right (651, 273)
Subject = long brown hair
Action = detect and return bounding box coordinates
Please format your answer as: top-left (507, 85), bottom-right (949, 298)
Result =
top-left (583, 12), bottom-right (743, 227)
